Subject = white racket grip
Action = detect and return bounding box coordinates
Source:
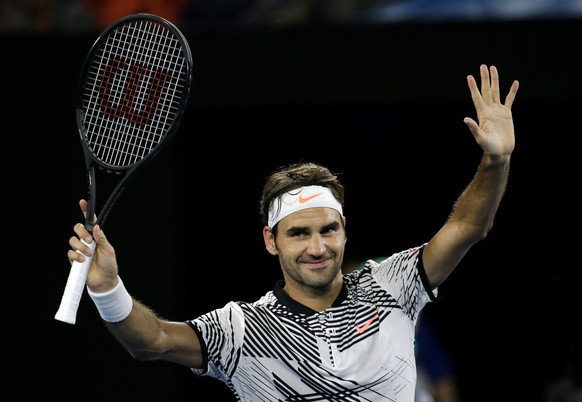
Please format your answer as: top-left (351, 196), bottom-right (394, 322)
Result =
top-left (54, 240), bottom-right (96, 324)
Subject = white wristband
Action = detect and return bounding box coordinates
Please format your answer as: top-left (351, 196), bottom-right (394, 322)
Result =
top-left (87, 276), bottom-right (133, 322)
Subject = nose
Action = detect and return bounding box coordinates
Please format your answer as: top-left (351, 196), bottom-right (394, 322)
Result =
top-left (307, 234), bottom-right (326, 256)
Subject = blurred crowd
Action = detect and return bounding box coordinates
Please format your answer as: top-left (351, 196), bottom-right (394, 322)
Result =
top-left (1, 0), bottom-right (374, 34)
top-left (2, 0), bottom-right (582, 35)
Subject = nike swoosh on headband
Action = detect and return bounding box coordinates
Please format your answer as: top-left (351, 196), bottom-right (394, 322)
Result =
top-left (298, 193), bottom-right (323, 203)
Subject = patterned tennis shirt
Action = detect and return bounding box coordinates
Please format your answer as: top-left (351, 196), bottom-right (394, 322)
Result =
top-left (188, 244), bottom-right (435, 401)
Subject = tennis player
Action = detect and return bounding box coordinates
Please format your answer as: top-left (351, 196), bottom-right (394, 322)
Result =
top-left (67, 64), bottom-right (518, 401)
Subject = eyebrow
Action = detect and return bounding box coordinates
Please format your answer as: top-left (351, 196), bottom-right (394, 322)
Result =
top-left (285, 220), bottom-right (342, 235)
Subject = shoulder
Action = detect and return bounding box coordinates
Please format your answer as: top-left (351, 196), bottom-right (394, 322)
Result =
top-left (361, 245), bottom-right (426, 273)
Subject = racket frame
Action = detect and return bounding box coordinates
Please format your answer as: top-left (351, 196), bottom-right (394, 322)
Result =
top-left (55, 13), bottom-right (193, 324)
top-left (77, 13), bottom-right (193, 233)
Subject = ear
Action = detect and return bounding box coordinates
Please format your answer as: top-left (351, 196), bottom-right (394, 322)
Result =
top-left (263, 226), bottom-right (278, 256)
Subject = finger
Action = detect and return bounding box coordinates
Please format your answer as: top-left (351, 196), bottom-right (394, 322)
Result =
top-left (504, 79), bottom-right (519, 109)
top-left (67, 249), bottom-right (87, 264)
top-left (79, 199), bottom-right (88, 216)
top-left (479, 64), bottom-right (492, 103)
top-left (79, 199), bottom-right (98, 224)
top-left (73, 222), bottom-right (92, 242)
top-left (69, 233), bottom-right (94, 256)
top-left (489, 65), bottom-right (501, 104)
top-left (466, 74), bottom-right (485, 111)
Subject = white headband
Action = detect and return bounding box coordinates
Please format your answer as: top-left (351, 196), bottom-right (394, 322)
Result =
top-left (267, 185), bottom-right (343, 228)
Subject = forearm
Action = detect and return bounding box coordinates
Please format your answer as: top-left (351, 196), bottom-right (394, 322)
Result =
top-left (88, 274), bottom-right (203, 368)
top-left (88, 278), bottom-right (168, 361)
top-left (104, 298), bottom-right (169, 361)
top-left (448, 152), bottom-right (510, 241)
top-left (423, 153), bottom-right (511, 287)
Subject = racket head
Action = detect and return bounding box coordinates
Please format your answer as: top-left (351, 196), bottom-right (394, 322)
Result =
top-left (76, 13), bottom-right (193, 173)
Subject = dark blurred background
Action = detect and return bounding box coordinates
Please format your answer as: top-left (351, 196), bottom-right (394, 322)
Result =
top-left (3, 1), bottom-right (581, 401)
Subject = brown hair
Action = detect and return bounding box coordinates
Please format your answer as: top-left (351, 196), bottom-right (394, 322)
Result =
top-left (259, 162), bottom-right (345, 228)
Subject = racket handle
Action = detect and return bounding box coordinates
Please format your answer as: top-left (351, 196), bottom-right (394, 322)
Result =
top-left (54, 240), bottom-right (96, 324)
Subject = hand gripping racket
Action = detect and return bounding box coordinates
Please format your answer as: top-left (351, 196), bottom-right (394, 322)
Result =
top-left (55, 13), bottom-right (193, 324)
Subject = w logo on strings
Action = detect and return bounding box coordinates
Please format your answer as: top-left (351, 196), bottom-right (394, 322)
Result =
top-left (98, 56), bottom-right (172, 126)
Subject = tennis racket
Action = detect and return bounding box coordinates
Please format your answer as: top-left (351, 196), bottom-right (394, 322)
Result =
top-left (55, 13), bottom-right (193, 325)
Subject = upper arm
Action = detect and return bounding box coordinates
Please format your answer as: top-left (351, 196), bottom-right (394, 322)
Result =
top-left (120, 317), bottom-right (205, 369)
top-left (156, 320), bottom-right (205, 369)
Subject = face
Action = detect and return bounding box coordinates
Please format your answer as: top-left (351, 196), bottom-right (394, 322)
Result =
top-left (263, 207), bottom-right (347, 295)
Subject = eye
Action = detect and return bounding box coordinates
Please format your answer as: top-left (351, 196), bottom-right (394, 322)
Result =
top-left (321, 227), bottom-right (334, 235)
top-left (321, 222), bottom-right (341, 236)
top-left (289, 228), bottom-right (308, 237)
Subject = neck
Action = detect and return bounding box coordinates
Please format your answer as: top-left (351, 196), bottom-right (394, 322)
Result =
top-left (283, 276), bottom-right (343, 312)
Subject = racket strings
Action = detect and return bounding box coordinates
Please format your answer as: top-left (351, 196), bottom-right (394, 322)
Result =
top-left (81, 18), bottom-right (189, 168)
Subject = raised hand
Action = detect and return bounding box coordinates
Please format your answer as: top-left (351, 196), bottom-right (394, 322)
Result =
top-left (68, 199), bottom-right (119, 293)
top-left (464, 64), bottom-right (519, 157)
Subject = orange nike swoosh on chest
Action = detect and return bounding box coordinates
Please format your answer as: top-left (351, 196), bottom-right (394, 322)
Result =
top-left (355, 313), bottom-right (379, 334)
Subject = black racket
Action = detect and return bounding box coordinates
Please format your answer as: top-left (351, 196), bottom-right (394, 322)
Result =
top-left (55, 13), bottom-right (193, 324)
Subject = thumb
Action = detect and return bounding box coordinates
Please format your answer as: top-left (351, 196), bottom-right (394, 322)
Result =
top-left (89, 224), bottom-right (118, 283)
top-left (463, 117), bottom-right (481, 137)
top-left (93, 225), bottom-right (115, 260)
top-left (92, 224), bottom-right (112, 254)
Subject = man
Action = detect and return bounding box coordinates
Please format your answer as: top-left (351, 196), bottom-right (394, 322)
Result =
top-left (67, 64), bottom-right (518, 401)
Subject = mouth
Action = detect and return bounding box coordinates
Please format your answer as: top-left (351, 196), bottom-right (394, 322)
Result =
top-left (301, 259), bottom-right (329, 270)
